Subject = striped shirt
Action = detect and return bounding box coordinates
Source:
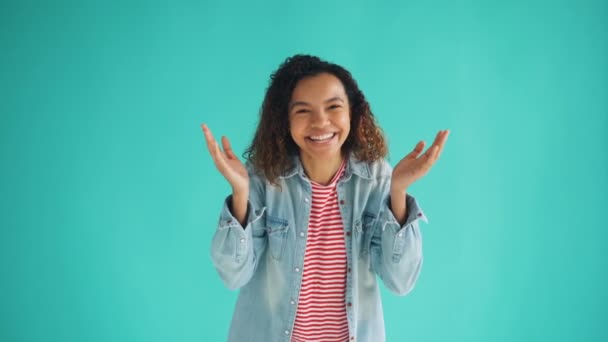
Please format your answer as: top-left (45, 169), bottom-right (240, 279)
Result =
top-left (291, 160), bottom-right (349, 342)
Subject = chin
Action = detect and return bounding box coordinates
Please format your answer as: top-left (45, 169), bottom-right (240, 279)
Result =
top-left (303, 149), bottom-right (343, 161)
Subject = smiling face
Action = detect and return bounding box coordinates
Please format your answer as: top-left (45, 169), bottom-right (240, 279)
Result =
top-left (288, 72), bottom-right (351, 167)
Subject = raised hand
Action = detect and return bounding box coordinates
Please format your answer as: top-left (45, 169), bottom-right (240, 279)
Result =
top-left (391, 130), bottom-right (449, 192)
top-left (201, 124), bottom-right (249, 195)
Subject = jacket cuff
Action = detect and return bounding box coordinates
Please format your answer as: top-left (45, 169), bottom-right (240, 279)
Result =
top-left (217, 195), bottom-right (265, 263)
top-left (218, 195), bottom-right (265, 229)
top-left (382, 193), bottom-right (428, 232)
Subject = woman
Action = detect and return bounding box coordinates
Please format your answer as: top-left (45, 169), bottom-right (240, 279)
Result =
top-left (202, 54), bottom-right (449, 342)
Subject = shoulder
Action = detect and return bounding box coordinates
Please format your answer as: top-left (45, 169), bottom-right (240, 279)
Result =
top-left (245, 161), bottom-right (289, 193)
top-left (245, 161), bottom-right (269, 188)
top-left (369, 158), bottom-right (393, 178)
top-left (348, 155), bottom-right (392, 181)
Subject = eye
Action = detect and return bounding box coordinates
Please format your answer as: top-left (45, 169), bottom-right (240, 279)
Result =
top-left (295, 109), bottom-right (309, 114)
top-left (328, 104), bottom-right (341, 110)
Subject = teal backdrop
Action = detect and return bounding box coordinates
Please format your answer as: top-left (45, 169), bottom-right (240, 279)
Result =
top-left (2, 0), bottom-right (607, 341)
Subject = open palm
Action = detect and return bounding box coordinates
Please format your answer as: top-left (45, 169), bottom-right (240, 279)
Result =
top-left (392, 130), bottom-right (449, 191)
top-left (201, 124), bottom-right (249, 193)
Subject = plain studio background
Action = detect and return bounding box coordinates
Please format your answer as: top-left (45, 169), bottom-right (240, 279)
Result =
top-left (1, 0), bottom-right (606, 341)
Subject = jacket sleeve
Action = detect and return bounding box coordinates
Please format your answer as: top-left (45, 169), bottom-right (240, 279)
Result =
top-left (369, 172), bottom-right (429, 296)
top-left (209, 166), bottom-right (268, 290)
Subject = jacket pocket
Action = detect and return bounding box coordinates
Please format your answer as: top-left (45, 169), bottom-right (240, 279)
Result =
top-left (266, 215), bottom-right (289, 261)
top-left (354, 212), bottom-right (377, 258)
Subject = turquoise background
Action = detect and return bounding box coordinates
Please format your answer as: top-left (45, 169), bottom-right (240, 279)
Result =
top-left (2, 0), bottom-right (607, 341)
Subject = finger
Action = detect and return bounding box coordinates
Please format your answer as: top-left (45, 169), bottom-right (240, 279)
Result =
top-left (406, 141), bottom-right (425, 158)
top-left (201, 124), bottom-right (229, 168)
top-left (221, 136), bottom-right (238, 160)
top-left (210, 138), bottom-right (225, 165)
top-left (424, 130), bottom-right (447, 159)
top-left (436, 130), bottom-right (449, 159)
top-left (428, 130), bottom-right (443, 152)
top-left (432, 130), bottom-right (449, 159)
top-left (201, 124), bottom-right (218, 155)
top-left (208, 137), bottom-right (234, 176)
top-left (213, 140), bottom-right (232, 172)
top-left (425, 144), bottom-right (440, 161)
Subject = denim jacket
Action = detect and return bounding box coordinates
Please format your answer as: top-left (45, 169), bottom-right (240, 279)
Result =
top-left (210, 154), bottom-right (428, 342)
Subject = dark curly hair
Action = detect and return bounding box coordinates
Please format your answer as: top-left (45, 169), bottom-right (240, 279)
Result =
top-left (244, 54), bottom-right (388, 185)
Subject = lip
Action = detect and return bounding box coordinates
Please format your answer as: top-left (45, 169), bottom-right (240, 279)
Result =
top-left (306, 132), bottom-right (337, 144)
top-left (306, 132), bottom-right (336, 139)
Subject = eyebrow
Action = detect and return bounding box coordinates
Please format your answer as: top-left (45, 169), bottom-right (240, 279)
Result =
top-left (289, 96), bottom-right (344, 111)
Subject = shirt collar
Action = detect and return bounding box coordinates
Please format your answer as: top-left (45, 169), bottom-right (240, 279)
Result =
top-left (279, 153), bottom-right (373, 181)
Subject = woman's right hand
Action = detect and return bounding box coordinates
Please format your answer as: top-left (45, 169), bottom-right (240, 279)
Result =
top-left (201, 124), bottom-right (249, 195)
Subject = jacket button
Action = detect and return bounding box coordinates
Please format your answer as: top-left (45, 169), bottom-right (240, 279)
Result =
top-left (340, 200), bottom-right (345, 205)
top-left (345, 231), bottom-right (351, 237)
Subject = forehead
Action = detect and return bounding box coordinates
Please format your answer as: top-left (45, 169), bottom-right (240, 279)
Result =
top-left (290, 73), bottom-right (348, 103)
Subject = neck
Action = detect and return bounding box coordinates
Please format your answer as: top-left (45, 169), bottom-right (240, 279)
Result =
top-left (300, 153), bottom-right (345, 185)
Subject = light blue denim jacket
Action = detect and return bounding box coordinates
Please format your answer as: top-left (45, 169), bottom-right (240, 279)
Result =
top-left (210, 154), bottom-right (428, 342)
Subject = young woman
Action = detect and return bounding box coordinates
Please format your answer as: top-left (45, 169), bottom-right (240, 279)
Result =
top-left (201, 54), bottom-right (449, 342)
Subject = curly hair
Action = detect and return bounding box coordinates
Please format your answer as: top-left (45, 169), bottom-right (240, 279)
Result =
top-left (243, 54), bottom-right (388, 185)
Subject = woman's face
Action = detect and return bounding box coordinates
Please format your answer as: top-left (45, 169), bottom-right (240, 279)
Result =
top-left (288, 72), bottom-right (351, 166)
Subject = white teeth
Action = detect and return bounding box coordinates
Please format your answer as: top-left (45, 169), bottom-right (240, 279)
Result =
top-left (309, 133), bottom-right (334, 141)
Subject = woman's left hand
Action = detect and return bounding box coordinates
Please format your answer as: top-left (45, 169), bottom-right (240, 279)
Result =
top-left (391, 130), bottom-right (450, 192)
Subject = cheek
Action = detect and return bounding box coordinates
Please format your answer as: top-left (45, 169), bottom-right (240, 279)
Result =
top-left (339, 113), bottom-right (351, 130)
top-left (288, 118), bottom-right (303, 137)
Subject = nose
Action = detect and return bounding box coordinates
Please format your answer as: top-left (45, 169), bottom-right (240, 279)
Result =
top-left (310, 109), bottom-right (329, 128)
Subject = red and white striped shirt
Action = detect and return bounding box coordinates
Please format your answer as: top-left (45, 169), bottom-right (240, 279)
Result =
top-left (291, 160), bottom-right (349, 342)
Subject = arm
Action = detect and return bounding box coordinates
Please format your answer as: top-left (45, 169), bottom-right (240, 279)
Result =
top-left (230, 190), bottom-right (249, 227)
top-left (210, 167), bottom-right (268, 290)
top-left (370, 129), bottom-right (447, 294)
top-left (201, 124), bottom-right (268, 290)
top-left (389, 187), bottom-right (408, 225)
top-left (370, 177), bottom-right (428, 296)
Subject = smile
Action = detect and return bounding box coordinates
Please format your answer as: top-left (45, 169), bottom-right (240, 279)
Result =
top-left (307, 133), bottom-right (336, 142)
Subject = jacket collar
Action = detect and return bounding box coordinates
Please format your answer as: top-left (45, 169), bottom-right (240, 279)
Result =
top-left (279, 153), bottom-right (372, 181)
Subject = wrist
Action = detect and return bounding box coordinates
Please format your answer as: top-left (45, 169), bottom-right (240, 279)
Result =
top-left (390, 185), bottom-right (408, 197)
top-left (232, 185), bottom-right (249, 197)
top-left (232, 191), bottom-right (248, 201)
